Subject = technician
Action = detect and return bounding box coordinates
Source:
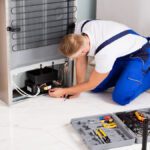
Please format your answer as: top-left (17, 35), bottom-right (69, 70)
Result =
top-left (49, 20), bottom-right (150, 105)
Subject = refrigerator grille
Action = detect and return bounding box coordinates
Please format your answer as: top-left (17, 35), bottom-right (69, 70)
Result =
top-left (10, 0), bottom-right (76, 51)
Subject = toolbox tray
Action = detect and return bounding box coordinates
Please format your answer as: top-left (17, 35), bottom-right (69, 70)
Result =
top-left (71, 114), bottom-right (135, 150)
top-left (116, 108), bottom-right (150, 144)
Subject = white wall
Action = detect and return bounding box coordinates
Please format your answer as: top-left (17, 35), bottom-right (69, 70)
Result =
top-left (97, 0), bottom-right (150, 36)
top-left (77, 0), bottom-right (96, 21)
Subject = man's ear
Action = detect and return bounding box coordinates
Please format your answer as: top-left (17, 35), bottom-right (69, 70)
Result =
top-left (81, 50), bottom-right (85, 54)
top-left (81, 51), bottom-right (85, 55)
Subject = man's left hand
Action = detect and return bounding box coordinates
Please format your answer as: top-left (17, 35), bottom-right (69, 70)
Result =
top-left (48, 88), bottom-right (66, 98)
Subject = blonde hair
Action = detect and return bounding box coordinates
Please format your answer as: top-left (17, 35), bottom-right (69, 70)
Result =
top-left (59, 34), bottom-right (85, 57)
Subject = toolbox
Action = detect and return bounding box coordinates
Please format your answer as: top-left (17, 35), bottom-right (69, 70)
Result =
top-left (71, 114), bottom-right (135, 150)
top-left (116, 108), bottom-right (150, 144)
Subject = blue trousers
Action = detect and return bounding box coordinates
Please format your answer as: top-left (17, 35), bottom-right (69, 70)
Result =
top-left (92, 43), bottom-right (150, 105)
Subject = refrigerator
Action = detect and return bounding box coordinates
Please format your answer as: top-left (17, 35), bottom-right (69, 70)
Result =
top-left (0, 0), bottom-right (76, 104)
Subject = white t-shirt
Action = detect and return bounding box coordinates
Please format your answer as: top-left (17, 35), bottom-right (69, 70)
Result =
top-left (75, 20), bottom-right (147, 73)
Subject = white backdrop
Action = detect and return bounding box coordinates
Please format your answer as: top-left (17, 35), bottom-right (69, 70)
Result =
top-left (96, 0), bottom-right (150, 36)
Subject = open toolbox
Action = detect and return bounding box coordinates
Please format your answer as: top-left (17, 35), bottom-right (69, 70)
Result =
top-left (116, 108), bottom-right (150, 144)
top-left (71, 114), bottom-right (135, 150)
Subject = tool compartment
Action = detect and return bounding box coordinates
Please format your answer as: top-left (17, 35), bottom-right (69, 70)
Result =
top-left (71, 114), bottom-right (135, 150)
top-left (116, 108), bottom-right (150, 143)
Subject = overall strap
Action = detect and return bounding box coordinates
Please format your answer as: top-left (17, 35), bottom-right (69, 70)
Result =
top-left (95, 30), bottom-right (140, 55)
top-left (81, 20), bottom-right (92, 33)
top-left (147, 37), bottom-right (150, 42)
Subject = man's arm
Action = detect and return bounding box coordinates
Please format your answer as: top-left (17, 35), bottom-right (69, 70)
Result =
top-left (75, 55), bottom-right (88, 84)
top-left (49, 69), bottom-right (109, 98)
top-left (65, 69), bottom-right (109, 95)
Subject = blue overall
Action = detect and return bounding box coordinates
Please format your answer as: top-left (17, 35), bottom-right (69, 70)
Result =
top-left (81, 21), bottom-right (150, 105)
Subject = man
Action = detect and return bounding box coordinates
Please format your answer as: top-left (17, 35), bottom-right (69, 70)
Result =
top-left (49, 20), bottom-right (150, 105)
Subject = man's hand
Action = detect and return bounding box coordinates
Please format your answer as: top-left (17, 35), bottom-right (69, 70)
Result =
top-left (48, 88), bottom-right (80, 99)
top-left (48, 88), bottom-right (66, 98)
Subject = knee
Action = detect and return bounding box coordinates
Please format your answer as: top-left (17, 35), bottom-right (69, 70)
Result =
top-left (112, 89), bottom-right (132, 106)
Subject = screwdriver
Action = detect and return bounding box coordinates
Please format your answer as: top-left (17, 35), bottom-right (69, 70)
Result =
top-left (98, 128), bottom-right (111, 143)
top-left (64, 95), bottom-right (72, 101)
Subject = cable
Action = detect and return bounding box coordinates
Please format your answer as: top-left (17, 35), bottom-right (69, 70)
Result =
top-left (15, 87), bottom-right (28, 97)
top-left (15, 85), bottom-right (40, 98)
top-left (13, 80), bottom-right (40, 98)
